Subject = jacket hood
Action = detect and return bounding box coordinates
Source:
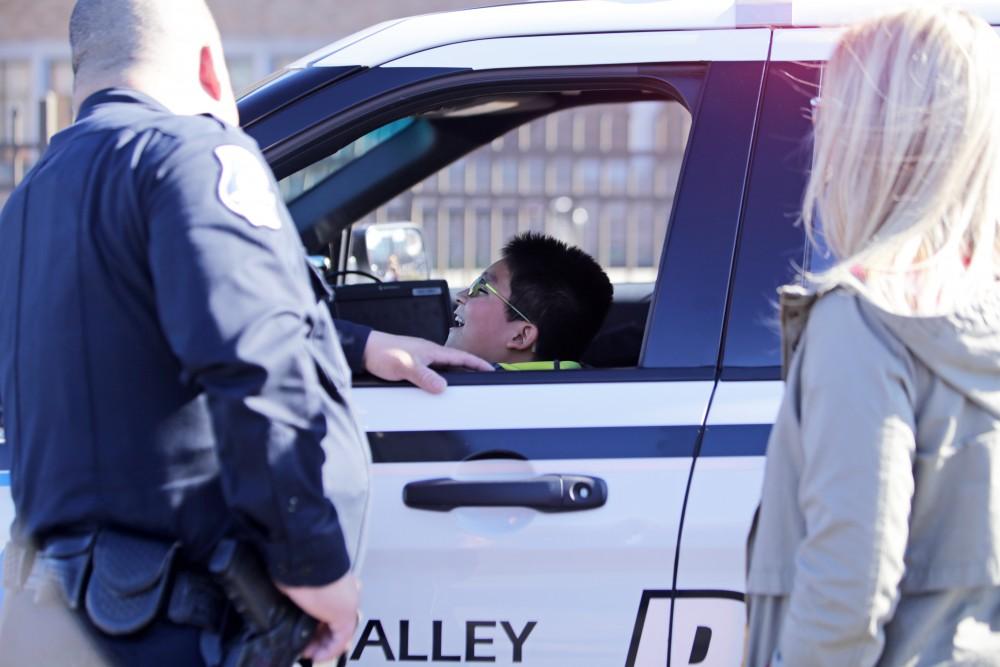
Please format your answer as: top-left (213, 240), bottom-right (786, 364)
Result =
top-left (859, 283), bottom-right (1000, 419)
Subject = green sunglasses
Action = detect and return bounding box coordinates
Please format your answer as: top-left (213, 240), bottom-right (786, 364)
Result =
top-left (467, 275), bottom-right (535, 325)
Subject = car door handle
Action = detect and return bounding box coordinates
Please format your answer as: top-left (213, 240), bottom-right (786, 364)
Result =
top-left (403, 474), bottom-right (607, 512)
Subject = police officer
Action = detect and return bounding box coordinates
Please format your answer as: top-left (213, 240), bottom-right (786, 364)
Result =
top-left (0, 1), bottom-right (489, 665)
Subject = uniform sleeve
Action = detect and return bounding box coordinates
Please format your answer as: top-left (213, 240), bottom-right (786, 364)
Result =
top-left (333, 319), bottom-right (371, 374)
top-left (777, 295), bottom-right (917, 666)
top-left (142, 132), bottom-right (351, 586)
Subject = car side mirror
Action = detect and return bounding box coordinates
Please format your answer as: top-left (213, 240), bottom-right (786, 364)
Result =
top-left (354, 222), bottom-right (430, 282)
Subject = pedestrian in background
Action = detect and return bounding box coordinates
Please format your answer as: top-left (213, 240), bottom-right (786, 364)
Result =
top-left (746, 6), bottom-right (1000, 666)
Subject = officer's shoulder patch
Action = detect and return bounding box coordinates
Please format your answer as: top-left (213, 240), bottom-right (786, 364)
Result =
top-left (213, 144), bottom-right (282, 231)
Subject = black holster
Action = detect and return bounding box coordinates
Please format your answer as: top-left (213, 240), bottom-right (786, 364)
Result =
top-left (208, 540), bottom-right (318, 667)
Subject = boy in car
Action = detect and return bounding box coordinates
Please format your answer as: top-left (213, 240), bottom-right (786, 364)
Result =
top-left (446, 232), bottom-right (613, 369)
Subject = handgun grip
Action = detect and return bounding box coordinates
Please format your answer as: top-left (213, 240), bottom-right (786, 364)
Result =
top-left (209, 540), bottom-right (283, 631)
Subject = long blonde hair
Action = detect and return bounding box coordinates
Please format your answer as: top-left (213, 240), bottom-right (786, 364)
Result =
top-left (804, 5), bottom-right (1000, 314)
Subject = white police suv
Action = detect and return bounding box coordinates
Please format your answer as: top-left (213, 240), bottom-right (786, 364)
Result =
top-left (3, 1), bottom-right (999, 664)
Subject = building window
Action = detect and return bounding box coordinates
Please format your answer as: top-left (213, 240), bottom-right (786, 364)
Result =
top-left (524, 201), bottom-right (545, 234)
top-left (518, 121), bottom-right (544, 151)
top-left (546, 113), bottom-right (573, 151)
top-left (606, 203), bottom-right (628, 267)
top-left (0, 60), bottom-right (33, 199)
top-left (0, 60), bottom-right (31, 143)
top-left (573, 158), bottom-right (601, 195)
top-left (547, 158), bottom-right (573, 194)
top-left (47, 60), bottom-right (73, 135)
top-left (475, 207), bottom-right (492, 267)
top-left (414, 200), bottom-right (440, 271)
top-left (635, 205), bottom-right (656, 268)
top-left (468, 156), bottom-right (491, 194)
top-left (448, 206), bottom-right (465, 268)
top-left (492, 157), bottom-right (518, 194)
top-left (604, 158), bottom-right (628, 196)
top-left (500, 206), bottom-right (518, 242)
top-left (602, 110), bottom-right (629, 152)
top-left (519, 157), bottom-right (544, 195)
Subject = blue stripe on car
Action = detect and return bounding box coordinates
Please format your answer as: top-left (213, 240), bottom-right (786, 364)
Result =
top-left (698, 424), bottom-right (771, 457)
top-left (367, 425), bottom-right (702, 462)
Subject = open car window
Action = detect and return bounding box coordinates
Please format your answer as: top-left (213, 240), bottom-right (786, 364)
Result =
top-left (353, 98), bottom-right (689, 291)
top-left (278, 82), bottom-right (694, 373)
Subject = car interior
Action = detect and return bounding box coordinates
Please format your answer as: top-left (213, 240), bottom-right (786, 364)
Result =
top-left (281, 86), bottom-right (692, 372)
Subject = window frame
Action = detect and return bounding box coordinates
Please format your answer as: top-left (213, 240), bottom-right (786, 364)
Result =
top-left (244, 59), bottom-right (764, 383)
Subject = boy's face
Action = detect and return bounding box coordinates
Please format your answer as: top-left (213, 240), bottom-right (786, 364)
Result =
top-left (446, 258), bottom-right (535, 364)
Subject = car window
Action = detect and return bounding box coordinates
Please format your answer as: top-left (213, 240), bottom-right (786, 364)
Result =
top-left (278, 91), bottom-right (692, 371)
top-left (352, 99), bottom-right (689, 291)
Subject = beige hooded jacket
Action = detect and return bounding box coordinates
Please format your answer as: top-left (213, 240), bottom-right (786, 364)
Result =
top-left (745, 283), bottom-right (1000, 666)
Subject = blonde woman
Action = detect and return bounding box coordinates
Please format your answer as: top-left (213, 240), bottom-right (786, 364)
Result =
top-left (746, 6), bottom-right (1000, 666)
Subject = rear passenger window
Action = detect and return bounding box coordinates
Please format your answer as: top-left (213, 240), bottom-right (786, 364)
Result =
top-left (281, 91), bottom-right (692, 371)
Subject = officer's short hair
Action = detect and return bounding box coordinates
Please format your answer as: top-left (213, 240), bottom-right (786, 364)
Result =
top-left (502, 232), bottom-right (613, 361)
top-left (70, 0), bottom-right (213, 76)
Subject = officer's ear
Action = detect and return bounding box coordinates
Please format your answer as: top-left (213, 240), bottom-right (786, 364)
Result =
top-left (199, 45), bottom-right (222, 102)
top-left (506, 322), bottom-right (538, 353)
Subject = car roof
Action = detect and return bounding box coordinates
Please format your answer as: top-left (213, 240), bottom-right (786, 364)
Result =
top-left (288, 0), bottom-right (1000, 69)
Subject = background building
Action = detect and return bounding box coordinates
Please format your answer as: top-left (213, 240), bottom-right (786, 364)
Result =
top-left (0, 0), bottom-right (497, 202)
top-left (0, 0), bottom-right (688, 283)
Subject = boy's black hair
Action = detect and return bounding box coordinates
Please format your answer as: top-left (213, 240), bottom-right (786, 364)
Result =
top-left (502, 232), bottom-right (613, 361)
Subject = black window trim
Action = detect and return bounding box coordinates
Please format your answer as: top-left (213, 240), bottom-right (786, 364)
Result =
top-left (638, 60), bottom-right (768, 372)
top-left (256, 63), bottom-right (705, 178)
top-left (717, 57), bottom-right (821, 382)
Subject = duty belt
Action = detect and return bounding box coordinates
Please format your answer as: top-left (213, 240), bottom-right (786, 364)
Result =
top-left (3, 532), bottom-right (319, 667)
top-left (3, 531), bottom-right (229, 636)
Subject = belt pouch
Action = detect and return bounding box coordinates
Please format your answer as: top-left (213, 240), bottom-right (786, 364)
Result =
top-left (33, 533), bottom-right (95, 609)
top-left (84, 531), bottom-right (179, 636)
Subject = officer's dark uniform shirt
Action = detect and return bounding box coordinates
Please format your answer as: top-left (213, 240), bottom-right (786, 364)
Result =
top-left (0, 89), bottom-right (369, 586)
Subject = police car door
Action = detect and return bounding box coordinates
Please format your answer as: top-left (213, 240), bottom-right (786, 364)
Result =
top-left (677, 28), bottom-right (823, 666)
top-left (688, 14), bottom-right (1000, 664)
top-left (244, 23), bottom-right (769, 667)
